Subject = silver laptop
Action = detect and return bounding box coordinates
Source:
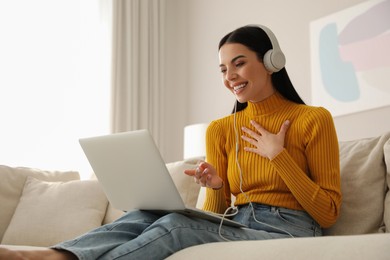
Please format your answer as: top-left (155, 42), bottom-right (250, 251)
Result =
top-left (79, 129), bottom-right (245, 228)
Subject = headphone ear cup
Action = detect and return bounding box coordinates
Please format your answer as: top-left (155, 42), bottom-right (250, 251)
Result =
top-left (254, 24), bottom-right (286, 73)
top-left (263, 49), bottom-right (274, 72)
top-left (263, 49), bottom-right (286, 73)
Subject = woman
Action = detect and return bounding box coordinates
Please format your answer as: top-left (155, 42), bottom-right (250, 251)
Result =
top-left (0, 25), bottom-right (341, 260)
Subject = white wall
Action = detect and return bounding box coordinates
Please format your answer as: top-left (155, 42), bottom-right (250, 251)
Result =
top-left (163, 0), bottom-right (390, 162)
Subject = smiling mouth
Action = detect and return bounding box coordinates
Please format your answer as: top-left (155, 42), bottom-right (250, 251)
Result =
top-left (233, 83), bottom-right (247, 93)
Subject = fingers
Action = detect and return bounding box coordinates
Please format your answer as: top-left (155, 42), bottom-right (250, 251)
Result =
top-left (183, 169), bottom-right (196, 176)
top-left (195, 167), bottom-right (210, 186)
top-left (185, 166), bottom-right (209, 186)
top-left (242, 120), bottom-right (290, 137)
top-left (249, 120), bottom-right (267, 135)
top-left (241, 134), bottom-right (257, 146)
top-left (240, 119), bottom-right (291, 159)
top-left (241, 120), bottom-right (270, 138)
top-left (183, 161), bottom-right (207, 177)
top-left (184, 162), bottom-right (221, 188)
top-left (278, 120), bottom-right (290, 136)
top-left (183, 161), bottom-right (208, 180)
top-left (241, 126), bottom-right (257, 137)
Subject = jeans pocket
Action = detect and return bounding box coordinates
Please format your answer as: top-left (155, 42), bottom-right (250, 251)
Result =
top-left (275, 208), bottom-right (321, 237)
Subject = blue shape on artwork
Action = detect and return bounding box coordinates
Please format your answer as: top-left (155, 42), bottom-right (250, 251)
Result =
top-left (319, 23), bottom-right (359, 102)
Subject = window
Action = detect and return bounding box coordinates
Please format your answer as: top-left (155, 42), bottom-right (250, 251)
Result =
top-left (0, 0), bottom-right (112, 179)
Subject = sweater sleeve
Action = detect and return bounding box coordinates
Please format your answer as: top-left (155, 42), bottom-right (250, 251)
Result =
top-left (270, 107), bottom-right (342, 228)
top-left (202, 120), bottom-right (232, 214)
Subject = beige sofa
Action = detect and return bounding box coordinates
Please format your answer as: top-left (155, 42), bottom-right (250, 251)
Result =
top-left (1, 132), bottom-right (390, 259)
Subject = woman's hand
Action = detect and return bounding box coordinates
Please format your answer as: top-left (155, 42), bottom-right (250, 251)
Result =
top-left (241, 120), bottom-right (290, 160)
top-left (184, 161), bottom-right (223, 190)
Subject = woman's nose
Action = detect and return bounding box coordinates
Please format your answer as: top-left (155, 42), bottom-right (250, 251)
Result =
top-left (225, 69), bottom-right (237, 81)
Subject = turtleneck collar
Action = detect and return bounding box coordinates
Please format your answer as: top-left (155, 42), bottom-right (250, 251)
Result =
top-left (244, 91), bottom-right (289, 117)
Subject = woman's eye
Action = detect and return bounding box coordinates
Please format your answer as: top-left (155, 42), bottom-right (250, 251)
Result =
top-left (220, 68), bottom-right (227, 73)
top-left (236, 62), bottom-right (245, 67)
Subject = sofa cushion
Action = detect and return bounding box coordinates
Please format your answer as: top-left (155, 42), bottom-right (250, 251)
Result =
top-left (0, 165), bottom-right (79, 241)
top-left (166, 157), bottom-right (201, 208)
top-left (383, 139), bottom-right (390, 232)
top-left (324, 132), bottom-right (390, 235)
top-left (166, 233), bottom-right (390, 260)
top-left (1, 177), bottom-right (108, 247)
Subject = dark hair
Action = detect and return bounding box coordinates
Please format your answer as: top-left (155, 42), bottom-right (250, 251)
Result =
top-left (218, 25), bottom-right (305, 113)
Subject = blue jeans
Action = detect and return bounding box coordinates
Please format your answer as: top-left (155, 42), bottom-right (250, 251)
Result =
top-left (53, 204), bottom-right (321, 260)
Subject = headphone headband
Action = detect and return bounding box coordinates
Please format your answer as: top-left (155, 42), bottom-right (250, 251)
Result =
top-left (254, 24), bottom-right (286, 72)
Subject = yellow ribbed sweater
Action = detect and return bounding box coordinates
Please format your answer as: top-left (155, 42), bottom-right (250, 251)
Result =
top-left (203, 92), bottom-right (342, 228)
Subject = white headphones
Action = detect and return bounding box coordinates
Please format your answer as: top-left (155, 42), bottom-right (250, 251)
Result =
top-left (255, 24), bottom-right (286, 73)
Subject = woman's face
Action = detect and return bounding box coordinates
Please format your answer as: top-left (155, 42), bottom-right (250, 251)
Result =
top-left (219, 43), bottom-right (274, 103)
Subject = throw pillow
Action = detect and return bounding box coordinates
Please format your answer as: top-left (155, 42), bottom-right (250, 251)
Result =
top-left (0, 165), bottom-right (79, 241)
top-left (1, 176), bottom-right (108, 247)
top-left (166, 157), bottom-right (201, 208)
top-left (324, 132), bottom-right (390, 235)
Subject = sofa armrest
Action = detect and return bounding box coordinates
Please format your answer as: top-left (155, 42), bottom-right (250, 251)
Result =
top-left (167, 233), bottom-right (390, 260)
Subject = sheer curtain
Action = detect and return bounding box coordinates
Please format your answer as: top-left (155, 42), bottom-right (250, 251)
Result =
top-left (111, 0), bottom-right (166, 148)
top-left (0, 0), bottom-right (112, 179)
